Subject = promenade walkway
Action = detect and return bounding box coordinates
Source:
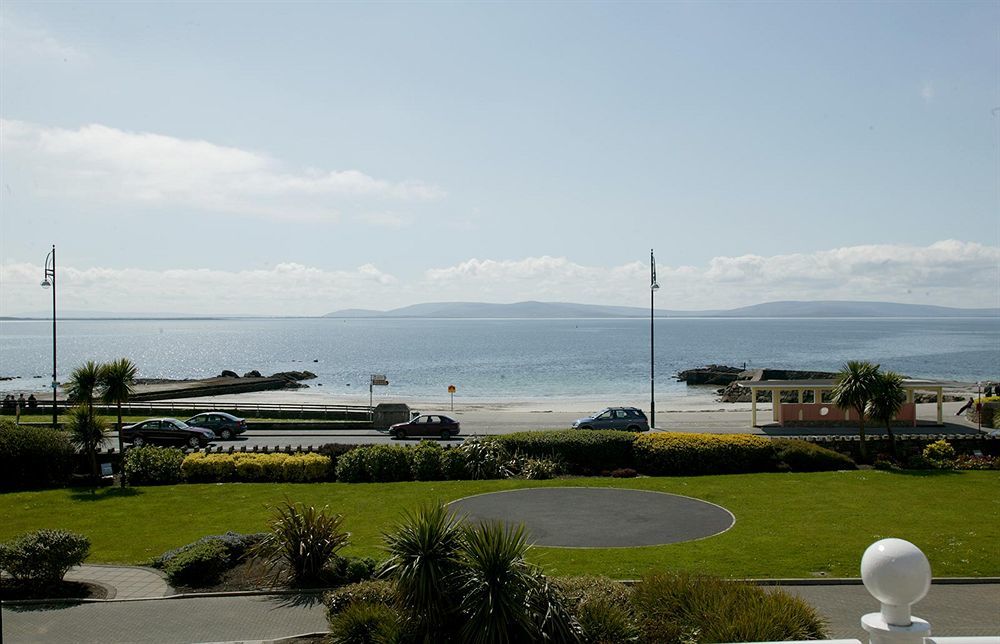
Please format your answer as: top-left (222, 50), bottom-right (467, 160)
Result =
top-left (3, 573), bottom-right (997, 643)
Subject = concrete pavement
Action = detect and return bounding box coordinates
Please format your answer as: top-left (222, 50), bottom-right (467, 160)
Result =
top-left (3, 574), bottom-right (997, 643)
top-left (64, 565), bottom-right (172, 600)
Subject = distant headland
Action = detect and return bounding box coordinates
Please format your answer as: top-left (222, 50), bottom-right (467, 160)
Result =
top-left (323, 300), bottom-right (999, 319)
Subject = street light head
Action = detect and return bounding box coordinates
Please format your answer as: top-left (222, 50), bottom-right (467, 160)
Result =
top-left (651, 281), bottom-right (660, 291)
top-left (40, 279), bottom-right (51, 289)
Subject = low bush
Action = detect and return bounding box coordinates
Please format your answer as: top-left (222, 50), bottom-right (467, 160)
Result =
top-left (440, 447), bottom-right (469, 480)
top-left (556, 576), bottom-right (637, 643)
top-left (324, 579), bottom-right (399, 617)
top-left (152, 531), bottom-right (267, 569)
top-left (631, 571), bottom-right (827, 643)
top-left (410, 441), bottom-right (444, 481)
top-left (180, 452), bottom-right (331, 483)
top-left (335, 448), bottom-right (369, 482)
top-left (953, 454), bottom-right (1000, 470)
top-left (163, 539), bottom-right (231, 587)
top-left (515, 456), bottom-right (563, 480)
top-left (0, 419), bottom-right (75, 491)
top-left (457, 438), bottom-right (512, 479)
top-left (772, 439), bottom-right (857, 472)
top-left (328, 600), bottom-right (406, 644)
top-left (610, 468), bottom-right (638, 478)
top-left (923, 439), bottom-right (956, 466)
top-left (0, 529), bottom-right (90, 589)
top-left (496, 430), bottom-right (637, 474)
top-left (123, 445), bottom-right (185, 485)
top-left (634, 433), bottom-right (776, 476)
top-left (253, 500), bottom-right (350, 586)
top-left (317, 443), bottom-right (359, 477)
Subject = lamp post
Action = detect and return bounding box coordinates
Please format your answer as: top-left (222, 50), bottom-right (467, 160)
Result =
top-left (650, 249), bottom-right (659, 430)
top-left (40, 245), bottom-right (57, 430)
top-left (977, 381), bottom-right (982, 431)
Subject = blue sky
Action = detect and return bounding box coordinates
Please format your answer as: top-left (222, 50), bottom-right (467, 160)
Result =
top-left (1, 1), bottom-right (998, 315)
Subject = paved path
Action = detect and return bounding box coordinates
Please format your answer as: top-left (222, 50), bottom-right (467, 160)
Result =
top-left (3, 582), bottom-right (996, 643)
top-left (64, 565), bottom-right (172, 600)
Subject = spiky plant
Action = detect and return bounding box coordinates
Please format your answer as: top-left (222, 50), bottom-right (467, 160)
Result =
top-left (66, 360), bottom-right (102, 421)
top-left (831, 360), bottom-right (880, 461)
top-left (380, 502), bottom-right (465, 641)
top-left (458, 521), bottom-right (579, 644)
top-left (99, 358), bottom-right (137, 470)
top-left (867, 370), bottom-right (906, 457)
top-left (252, 499), bottom-right (350, 586)
top-left (66, 404), bottom-right (108, 480)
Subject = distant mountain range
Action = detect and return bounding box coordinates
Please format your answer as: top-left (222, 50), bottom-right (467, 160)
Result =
top-left (5, 300), bottom-right (996, 320)
top-left (324, 300), bottom-right (1000, 319)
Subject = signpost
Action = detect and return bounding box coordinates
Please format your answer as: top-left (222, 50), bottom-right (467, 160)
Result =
top-left (370, 374), bottom-right (389, 407)
top-left (447, 384), bottom-right (456, 411)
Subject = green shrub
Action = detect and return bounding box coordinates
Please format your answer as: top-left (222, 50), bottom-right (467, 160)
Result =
top-left (328, 601), bottom-right (406, 644)
top-left (556, 576), bottom-right (637, 644)
top-left (497, 430), bottom-right (637, 474)
top-left (610, 468), bottom-right (638, 478)
top-left (634, 433), bottom-right (776, 476)
top-left (363, 445), bottom-right (413, 483)
top-left (631, 572), bottom-right (827, 643)
top-left (252, 500), bottom-right (350, 586)
top-left (923, 439), bottom-right (956, 466)
top-left (324, 579), bottom-right (399, 617)
top-left (318, 443), bottom-right (359, 476)
top-left (0, 419), bottom-right (75, 491)
top-left (0, 529), bottom-right (90, 589)
top-left (163, 539), bottom-right (231, 587)
top-left (152, 531), bottom-right (267, 569)
top-left (772, 439), bottom-right (857, 472)
top-left (517, 456), bottom-right (562, 480)
top-left (411, 441), bottom-right (444, 481)
top-left (440, 447), bottom-right (469, 480)
top-left (457, 438), bottom-right (512, 479)
top-left (336, 448), bottom-right (369, 482)
top-left (123, 445), bottom-right (185, 485)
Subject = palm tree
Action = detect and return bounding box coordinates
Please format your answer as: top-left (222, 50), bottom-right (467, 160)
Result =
top-left (66, 404), bottom-right (108, 481)
top-left (867, 370), bottom-right (906, 458)
top-left (831, 360), bottom-right (880, 461)
top-left (65, 360), bottom-right (103, 423)
top-left (100, 358), bottom-right (137, 458)
top-left (380, 502), bottom-right (465, 641)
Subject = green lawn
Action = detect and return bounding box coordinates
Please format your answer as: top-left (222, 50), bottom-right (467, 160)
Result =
top-left (2, 471), bottom-right (997, 579)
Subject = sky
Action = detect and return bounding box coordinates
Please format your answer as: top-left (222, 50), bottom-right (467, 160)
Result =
top-left (1, 1), bottom-right (998, 316)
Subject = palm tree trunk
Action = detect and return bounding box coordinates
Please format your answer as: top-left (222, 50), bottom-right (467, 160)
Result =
top-left (117, 402), bottom-right (126, 488)
top-left (856, 405), bottom-right (868, 461)
top-left (885, 421), bottom-right (897, 458)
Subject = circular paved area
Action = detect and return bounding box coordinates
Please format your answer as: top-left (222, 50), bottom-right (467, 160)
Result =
top-left (448, 487), bottom-right (734, 548)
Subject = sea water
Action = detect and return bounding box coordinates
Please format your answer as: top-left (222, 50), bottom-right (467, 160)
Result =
top-left (0, 317), bottom-right (996, 401)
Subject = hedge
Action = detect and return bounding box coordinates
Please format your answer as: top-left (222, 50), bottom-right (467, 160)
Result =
top-left (634, 433), bottom-right (776, 475)
top-left (181, 452), bottom-right (331, 483)
top-left (123, 446), bottom-right (185, 485)
top-left (0, 419), bottom-right (75, 491)
top-left (495, 430), bottom-right (637, 473)
top-left (0, 529), bottom-right (90, 589)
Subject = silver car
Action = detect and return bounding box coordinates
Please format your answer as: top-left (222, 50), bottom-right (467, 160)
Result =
top-left (572, 407), bottom-right (649, 431)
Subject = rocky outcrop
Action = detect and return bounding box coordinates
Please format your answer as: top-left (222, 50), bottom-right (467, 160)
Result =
top-left (270, 370), bottom-right (318, 389)
top-left (219, 370), bottom-right (240, 378)
top-left (676, 365), bottom-right (745, 385)
top-left (243, 370), bottom-right (262, 378)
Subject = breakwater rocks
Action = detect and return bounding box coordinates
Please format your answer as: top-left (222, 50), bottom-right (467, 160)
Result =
top-left (131, 370), bottom-right (318, 400)
top-left (677, 365), bottom-right (838, 403)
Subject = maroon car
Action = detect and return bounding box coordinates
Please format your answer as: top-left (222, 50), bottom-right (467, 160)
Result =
top-left (389, 414), bottom-right (461, 440)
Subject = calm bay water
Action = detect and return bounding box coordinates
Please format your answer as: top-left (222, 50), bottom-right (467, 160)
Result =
top-left (0, 317), bottom-right (997, 400)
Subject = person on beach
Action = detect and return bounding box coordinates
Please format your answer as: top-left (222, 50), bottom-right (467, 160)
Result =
top-left (17, 393), bottom-right (26, 410)
top-left (2, 395), bottom-right (12, 413)
top-left (957, 397), bottom-right (974, 415)
top-left (27, 393), bottom-right (37, 409)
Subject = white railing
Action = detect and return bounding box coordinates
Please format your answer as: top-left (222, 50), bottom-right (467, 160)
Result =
top-left (755, 538), bottom-right (999, 644)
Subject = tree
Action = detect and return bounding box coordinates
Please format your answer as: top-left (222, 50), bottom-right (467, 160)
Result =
top-left (65, 360), bottom-right (102, 422)
top-left (66, 404), bottom-right (108, 480)
top-left (831, 360), bottom-right (880, 461)
top-left (100, 358), bottom-right (137, 471)
top-left (867, 370), bottom-right (906, 458)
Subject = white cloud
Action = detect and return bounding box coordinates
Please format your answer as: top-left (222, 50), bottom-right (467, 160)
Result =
top-left (0, 14), bottom-right (88, 64)
top-left (1, 241), bottom-right (996, 316)
top-left (920, 80), bottom-right (935, 102)
top-left (0, 119), bottom-right (446, 221)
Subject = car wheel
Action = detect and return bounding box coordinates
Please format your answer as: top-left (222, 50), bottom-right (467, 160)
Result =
top-left (187, 436), bottom-right (201, 448)
top-left (440, 429), bottom-right (451, 440)
top-left (133, 435), bottom-right (145, 447)
top-left (220, 428), bottom-right (233, 440)
top-left (394, 428), bottom-right (407, 440)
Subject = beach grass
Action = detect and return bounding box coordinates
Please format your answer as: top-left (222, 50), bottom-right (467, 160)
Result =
top-left (1, 471), bottom-right (996, 578)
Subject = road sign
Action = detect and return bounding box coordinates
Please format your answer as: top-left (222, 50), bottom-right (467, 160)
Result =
top-left (448, 385), bottom-right (456, 393)
top-left (448, 385), bottom-right (456, 411)
top-left (371, 374), bottom-right (389, 386)
top-left (370, 374), bottom-right (389, 407)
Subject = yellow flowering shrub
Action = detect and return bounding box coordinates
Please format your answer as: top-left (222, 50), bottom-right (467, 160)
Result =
top-left (634, 433), bottom-right (776, 475)
top-left (181, 452), bottom-right (332, 482)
